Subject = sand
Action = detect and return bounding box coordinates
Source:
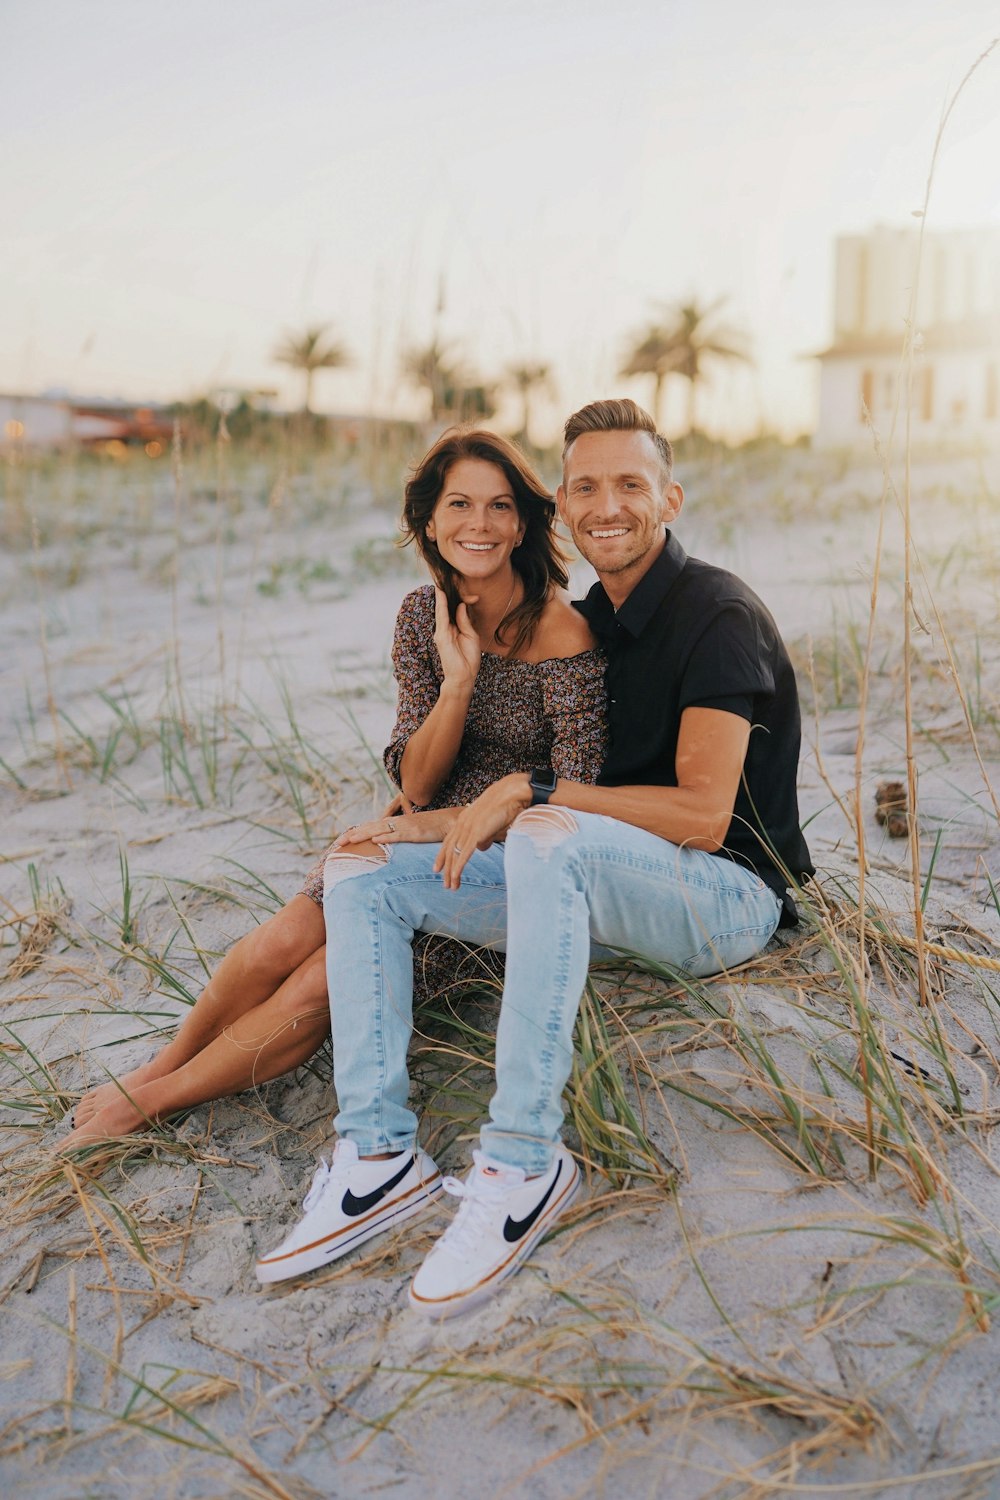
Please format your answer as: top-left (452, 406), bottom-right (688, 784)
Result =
top-left (1, 439), bottom-right (999, 1499)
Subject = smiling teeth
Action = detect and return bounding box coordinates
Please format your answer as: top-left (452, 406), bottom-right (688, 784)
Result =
top-left (591, 528), bottom-right (629, 538)
top-left (459, 542), bottom-right (496, 550)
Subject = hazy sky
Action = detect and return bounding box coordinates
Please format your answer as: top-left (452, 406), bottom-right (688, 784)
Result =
top-left (2, 0), bottom-right (998, 438)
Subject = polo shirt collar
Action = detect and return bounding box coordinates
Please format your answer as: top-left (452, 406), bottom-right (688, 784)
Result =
top-left (576, 529), bottom-right (688, 641)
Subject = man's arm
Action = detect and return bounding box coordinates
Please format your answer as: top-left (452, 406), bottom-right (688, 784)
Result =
top-left (435, 706), bottom-right (751, 889)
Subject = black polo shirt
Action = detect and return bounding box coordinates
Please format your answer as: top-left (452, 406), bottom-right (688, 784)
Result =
top-left (575, 529), bottom-right (814, 924)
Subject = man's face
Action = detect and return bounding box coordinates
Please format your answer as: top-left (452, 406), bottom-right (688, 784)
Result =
top-left (557, 429), bottom-right (682, 595)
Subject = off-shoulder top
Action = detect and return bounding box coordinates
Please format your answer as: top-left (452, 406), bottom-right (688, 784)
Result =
top-left (383, 585), bottom-right (608, 807)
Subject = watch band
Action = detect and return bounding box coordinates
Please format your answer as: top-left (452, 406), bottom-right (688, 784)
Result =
top-left (529, 766), bottom-right (558, 806)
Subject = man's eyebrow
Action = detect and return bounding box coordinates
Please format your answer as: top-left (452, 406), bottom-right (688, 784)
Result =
top-left (569, 471), bottom-right (649, 485)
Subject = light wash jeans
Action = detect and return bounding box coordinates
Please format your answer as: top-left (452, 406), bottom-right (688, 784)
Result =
top-left (323, 809), bottom-right (782, 1174)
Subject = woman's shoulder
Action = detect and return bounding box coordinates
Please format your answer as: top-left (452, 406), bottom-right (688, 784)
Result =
top-left (396, 583), bottom-right (435, 626)
top-left (523, 591), bottom-right (600, 664)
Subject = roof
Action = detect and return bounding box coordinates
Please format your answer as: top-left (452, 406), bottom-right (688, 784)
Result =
top-left (815, 315), bottom-right (1000, 360)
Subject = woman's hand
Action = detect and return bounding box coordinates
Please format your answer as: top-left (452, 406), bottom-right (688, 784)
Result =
top-left (379, 790), bottom-right (414, 820)
top-left (434, 586), bottom-right (480, 692)
top-left (434, 774), bottom-right (533, 889)
top-left (334, 807), bottom-right (461, 849)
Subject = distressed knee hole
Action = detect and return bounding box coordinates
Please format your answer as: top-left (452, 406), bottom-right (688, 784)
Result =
top-left (323, 845), bottom-right (388, 897)
top-left (510, 805), bottom-right (579, 856)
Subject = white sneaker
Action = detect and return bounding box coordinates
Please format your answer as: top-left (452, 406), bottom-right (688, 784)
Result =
top-left (256, 1139), bottom-right (442, 1285)
top-left (408, 1145), bottom-right (579, 1318)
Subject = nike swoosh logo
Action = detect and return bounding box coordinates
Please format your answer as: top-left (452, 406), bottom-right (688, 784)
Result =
top-left (341, 1155), bottom-right (415, 1217)
top-left (502, 1160), bottom-right (563, 1243)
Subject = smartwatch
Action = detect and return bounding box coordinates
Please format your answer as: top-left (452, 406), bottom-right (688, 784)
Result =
top-left (528, 767), bottom-right (558, 806)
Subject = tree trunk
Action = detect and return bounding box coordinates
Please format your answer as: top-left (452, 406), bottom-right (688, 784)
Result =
top-left (303, 368), bottom-right (314, 415)
top-left (653, 372), bottom-right (666, 431)
top-left (686, 375), bottom-right (697, 436)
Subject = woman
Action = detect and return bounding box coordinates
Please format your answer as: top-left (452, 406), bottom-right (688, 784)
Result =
top-left (63, 429), bottom-right (607, 1149)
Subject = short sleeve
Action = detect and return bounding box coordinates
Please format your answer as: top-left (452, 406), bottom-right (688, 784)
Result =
top-left (679, 602), bottom-right (775, 721)
top-left (539, 650), bottom-right (609, 784)
top-left (383, 588), bottom-right (442, 788)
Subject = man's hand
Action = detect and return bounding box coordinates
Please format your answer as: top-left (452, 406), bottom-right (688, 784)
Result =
top-left (334, 806), bottom-right (460, 848)
top-left (434, 773), bottom-right (533, 889)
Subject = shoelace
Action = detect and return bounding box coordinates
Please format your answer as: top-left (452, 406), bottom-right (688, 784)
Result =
top-left (438, 1172), bottom-right (512, 1258)
top-left (302, 1158), bottom-right (334, 1212)
top-left (302, 1150), bottom-right (357, 1211)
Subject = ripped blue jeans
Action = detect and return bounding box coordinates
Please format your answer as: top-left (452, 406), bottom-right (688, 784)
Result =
top-left (323, 809), bottom-right (782, 1174)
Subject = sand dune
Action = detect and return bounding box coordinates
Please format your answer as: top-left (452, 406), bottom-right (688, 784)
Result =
top-left (2, 442), bottom-right (999, 1498)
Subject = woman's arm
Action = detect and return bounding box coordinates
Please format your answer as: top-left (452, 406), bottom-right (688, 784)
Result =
top-left (334, 805), bottom-right (462, 848)
top-left (397, 588), bottom-right (482, 805)
top-left (346, 648), bottom-right (611, 854)
top-left (540, 650), bottom-right (609, 786)
top-left (383, 587), bottom-right (481, 808)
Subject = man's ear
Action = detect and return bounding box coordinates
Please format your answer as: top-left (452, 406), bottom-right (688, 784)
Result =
top-left (663, 481), bottom-right (684, 523)
top-left (555, 484), bottom-right (569, 525)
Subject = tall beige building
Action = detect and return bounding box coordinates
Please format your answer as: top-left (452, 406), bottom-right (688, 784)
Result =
top-left (814, 225), bottom-right (1000, 448)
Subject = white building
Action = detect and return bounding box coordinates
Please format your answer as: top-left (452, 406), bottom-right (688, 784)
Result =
top-left (814, 226), bottom-right (1000, 449)
top-left (0, 393), bottom-right (172, 452)
top-left (0, 393), bottom-right (73, 450)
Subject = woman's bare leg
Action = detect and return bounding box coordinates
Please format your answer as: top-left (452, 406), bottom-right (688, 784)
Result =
top-left (62, 946), bottom-right (332, 1147)
top-left (75, 895), bottom-right (326, 1124)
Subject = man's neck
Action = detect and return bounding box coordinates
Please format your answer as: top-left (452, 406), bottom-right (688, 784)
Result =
top-left (597, 529), bottom-right (667, 611)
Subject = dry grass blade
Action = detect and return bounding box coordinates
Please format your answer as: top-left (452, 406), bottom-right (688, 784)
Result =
top-left (896, 39), bottom-right (999, 1008)
top-left (4, 231), bottom-right (1000, 1497)
top-left (6, 1301), bottom-right (309, 1500)
top-left (64, 1265), bottom-right (77, 1434)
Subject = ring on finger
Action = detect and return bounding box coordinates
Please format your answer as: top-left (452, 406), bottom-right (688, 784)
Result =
top-left (453, 844), bottom-right (463, 855)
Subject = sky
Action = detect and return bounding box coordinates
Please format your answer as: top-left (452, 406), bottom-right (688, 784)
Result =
top-left (2, 0), bottom-right (998, 440)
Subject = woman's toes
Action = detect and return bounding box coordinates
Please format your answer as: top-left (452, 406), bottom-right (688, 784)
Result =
top-left (75, 1084), bottom-right (117, 1124)
top-left (58, 1096), bottom-right (151, 1151)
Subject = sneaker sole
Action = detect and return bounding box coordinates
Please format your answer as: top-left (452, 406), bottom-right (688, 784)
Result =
top-left (407, 1157), bottom-right (580, 1319)
top-left (256, 1172), bottom-right (443, 1285)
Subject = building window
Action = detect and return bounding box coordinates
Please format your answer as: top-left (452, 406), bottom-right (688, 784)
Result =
top-left (860, 369), bottom-right (874, 421)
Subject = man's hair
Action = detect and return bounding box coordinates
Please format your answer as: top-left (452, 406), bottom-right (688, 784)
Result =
top-left (562, 398), bottom-right (673, 481)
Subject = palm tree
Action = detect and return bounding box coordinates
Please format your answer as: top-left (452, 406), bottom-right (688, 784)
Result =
top-left (402, 338), bottom-right (458, 422)
top-left (505, 361), bottom-right (553, 445)
top-left (403, 340), bottom-right (497, 424)
top-left (620, 298), bottom-right (750, 434)
top-left (272, 324), bottom-right (351, 414)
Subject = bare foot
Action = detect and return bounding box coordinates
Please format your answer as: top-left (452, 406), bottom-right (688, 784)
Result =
top-left (74, 1055), bottom-right (167, 1126)
top-left (59, 1092), bottom-right (158, 1152)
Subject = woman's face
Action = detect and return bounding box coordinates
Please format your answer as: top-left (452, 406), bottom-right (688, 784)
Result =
top-left (426, 458), bottom-right (525, 584)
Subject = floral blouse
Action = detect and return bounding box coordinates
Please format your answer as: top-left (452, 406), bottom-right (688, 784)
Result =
top-left (383, 585), bottom-right (608, 806)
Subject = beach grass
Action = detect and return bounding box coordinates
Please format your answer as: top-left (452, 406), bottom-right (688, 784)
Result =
top-left (3, 292), bottom-right (1000, 1496)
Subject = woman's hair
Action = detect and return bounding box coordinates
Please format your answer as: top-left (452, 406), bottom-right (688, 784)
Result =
top-left (401, 428), bottom-right (569, 654)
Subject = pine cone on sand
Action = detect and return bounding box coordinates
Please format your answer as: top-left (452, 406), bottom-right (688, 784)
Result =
top-left (875, 780), bottom-right (908, 838)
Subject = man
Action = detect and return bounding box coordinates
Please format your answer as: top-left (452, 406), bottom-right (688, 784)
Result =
top-left (256, 398), bottom-right (813, 1316)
